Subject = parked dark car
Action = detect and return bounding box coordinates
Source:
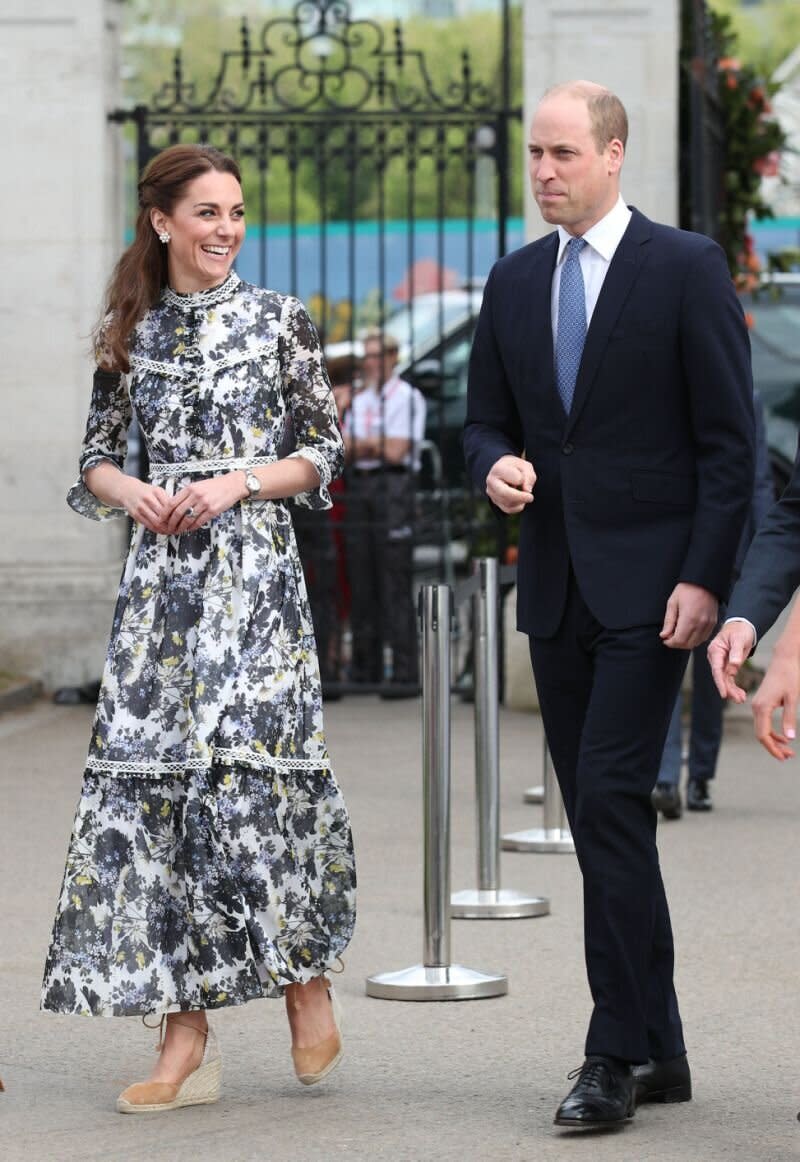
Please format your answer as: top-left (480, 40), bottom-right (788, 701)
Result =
top-left (397, 274), bottom-right (800, 500)
top-left (740, 275), bottom-right (800, 495)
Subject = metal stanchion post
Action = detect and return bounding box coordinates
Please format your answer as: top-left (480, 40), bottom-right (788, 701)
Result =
top-left (366, 584), bottom-right (508, 999)
top-left (452, 559), bottom-right (549, 919)
top-left (502, 736), bottom-right (575, 853)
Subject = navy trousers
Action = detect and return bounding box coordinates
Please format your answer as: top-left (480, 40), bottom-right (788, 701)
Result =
top-left (529, 571), bottom-right (688, 1063)
top-left (658, 631), bottom-right (726, 786)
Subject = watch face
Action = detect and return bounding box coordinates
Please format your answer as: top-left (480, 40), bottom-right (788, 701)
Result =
top-left (246, 472), bottom-right (260, 495)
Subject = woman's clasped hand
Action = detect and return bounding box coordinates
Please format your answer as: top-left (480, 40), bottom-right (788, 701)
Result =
top-left (120, 473), bottom-right (249, 535)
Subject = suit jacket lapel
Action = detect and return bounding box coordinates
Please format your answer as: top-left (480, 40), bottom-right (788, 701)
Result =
top-left (520, 232), bottom-right (558, 389)
top-left (564, 209), bottom-right (652, 436)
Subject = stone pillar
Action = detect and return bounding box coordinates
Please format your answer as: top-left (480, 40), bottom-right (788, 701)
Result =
top-left (522, 0), bottom-right (680, 240)
top-left (0, 0), bottom-right (125, 687)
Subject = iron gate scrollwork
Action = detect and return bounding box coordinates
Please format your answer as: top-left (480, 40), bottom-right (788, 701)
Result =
top-left (111, 0), bottom-right (521, 693)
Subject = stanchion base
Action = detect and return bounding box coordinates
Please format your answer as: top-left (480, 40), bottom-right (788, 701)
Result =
top-left (365, 963), bottom-right (508, 1000)
top-left (450, 888), bottom-right (550, 919)
top-left (502, 827), bottom-right (576, 854)
top-left (523, 785), bottom-right (544, 804)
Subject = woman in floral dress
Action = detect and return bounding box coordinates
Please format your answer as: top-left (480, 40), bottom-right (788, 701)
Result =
top-left (41, 144), bottom-right (356, 1112)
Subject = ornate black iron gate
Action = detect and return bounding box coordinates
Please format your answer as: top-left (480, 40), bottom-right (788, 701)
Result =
top-left (111, 1), bottom-right (519, 344)
top-left (110, 1), bottom-right (521, 694)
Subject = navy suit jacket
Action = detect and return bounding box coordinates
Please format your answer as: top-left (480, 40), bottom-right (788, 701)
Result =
top-left (464, 208), bottom-right (756, 637)
top-left (728, 436), bottom-right (800, 639)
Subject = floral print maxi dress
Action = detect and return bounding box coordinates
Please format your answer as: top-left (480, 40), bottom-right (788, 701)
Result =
top-left (42, 272), bottom-right (356, 1017)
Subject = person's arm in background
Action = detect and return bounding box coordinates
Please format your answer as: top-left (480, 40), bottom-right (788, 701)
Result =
top-left (709, 435), bottom-right (800, 720)
top-left (711, 398), bottom-right (800, 759)
top-left (752, 389), bottom-right (774, 528)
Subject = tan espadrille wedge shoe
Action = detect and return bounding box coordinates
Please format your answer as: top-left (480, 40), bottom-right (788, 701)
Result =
top-left (290, 979), bottom-right (343, 1086)
top-left (116, 1017), bottom-right (221, 1114)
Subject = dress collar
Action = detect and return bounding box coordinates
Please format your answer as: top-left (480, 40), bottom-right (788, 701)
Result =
top-left (161, 270), bottom-right (241, 312)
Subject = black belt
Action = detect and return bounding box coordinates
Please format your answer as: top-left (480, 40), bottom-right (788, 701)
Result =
top-left (352, 465), bottom-right (410, 476)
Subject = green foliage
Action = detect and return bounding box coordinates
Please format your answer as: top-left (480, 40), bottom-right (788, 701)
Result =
top-left (710, 10), bottom-right (787, 287)
top-left (767, 247), bottom-right (800, 274)
top-left (709, 0), bottom-right (800, 78)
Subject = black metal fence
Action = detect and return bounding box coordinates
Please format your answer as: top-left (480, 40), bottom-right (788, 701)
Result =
top-left (111, 1), bottom-right (521, 696)
top-left (680, 0), bottom-right (725, 241)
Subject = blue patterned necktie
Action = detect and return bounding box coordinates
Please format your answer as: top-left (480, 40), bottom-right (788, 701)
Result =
top-left (556, 236), bottom-right (588, 414)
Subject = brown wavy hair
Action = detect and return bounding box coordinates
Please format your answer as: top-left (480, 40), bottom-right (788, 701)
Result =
top-left (97, 144), bottom-right (242, 372)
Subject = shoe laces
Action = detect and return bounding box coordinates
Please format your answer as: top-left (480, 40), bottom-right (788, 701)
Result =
top-left (566, 1059), bottom-right (616, 1093)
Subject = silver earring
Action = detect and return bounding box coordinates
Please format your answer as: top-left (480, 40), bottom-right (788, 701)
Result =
top-left (158, 230), bottom-right (170, 244)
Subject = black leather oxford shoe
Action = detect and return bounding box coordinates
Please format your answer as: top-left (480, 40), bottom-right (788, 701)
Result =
top-left (652, 782), bottom-right (682, 819)
top-left (554, 1057), bottom-right (635, 1128)
top-left (633, 1053), bottom-right (692, 1104)
top-left (687, 778), bottom-right (713, 811)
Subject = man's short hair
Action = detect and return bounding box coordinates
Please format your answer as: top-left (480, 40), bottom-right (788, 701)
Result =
top-left (543, 81), bottom-right (629, 152)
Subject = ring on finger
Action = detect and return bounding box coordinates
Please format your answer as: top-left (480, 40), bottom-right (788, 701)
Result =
top-left (183, 506), bottom-right (196, 520)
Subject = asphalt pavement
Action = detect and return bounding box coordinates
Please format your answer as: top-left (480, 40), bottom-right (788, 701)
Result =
top-left (1, 683), bottom-right (798, 1161)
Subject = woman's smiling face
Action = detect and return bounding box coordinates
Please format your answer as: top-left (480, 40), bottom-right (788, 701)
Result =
top-left (151, 169), bottom-right (245, 293)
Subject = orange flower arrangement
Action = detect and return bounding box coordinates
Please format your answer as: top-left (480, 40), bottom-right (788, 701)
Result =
top-left (712, 13), bottom-right (786, 288)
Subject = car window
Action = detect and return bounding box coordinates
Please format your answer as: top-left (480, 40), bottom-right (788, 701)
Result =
top-left (749, 292), bottom-right (800, 359)
top-left (381, 294), bottom-right (481, 358)
top-left (748, 293), bottom-right (800, 409)
top-left (746, 287), bottom-right (800, 470)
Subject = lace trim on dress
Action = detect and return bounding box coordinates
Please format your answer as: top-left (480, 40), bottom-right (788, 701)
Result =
top-left (161, 271), bottom-right (241, 313)
top-left (130, 340), bottom-right (278, 383)
top-left (129, 355), bottom-right (186, 380)
top-left (149, 454), bottom-right (277, 478)
top-left (287, 447), bottom-right (333, 511)
top-left (288, 446), bottom-right (332, 490)
top-left (214, 747), bottom-right (330, 772)
top-left (86, 749), bottom-right (330, 778)
top-left (212, 340), bottom-right (279, 372)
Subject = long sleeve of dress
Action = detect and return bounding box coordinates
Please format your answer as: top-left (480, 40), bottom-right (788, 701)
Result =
top-left (66, 366), bottom-right (133, 521)
top-left (278, 296), bottom-right (344, 510)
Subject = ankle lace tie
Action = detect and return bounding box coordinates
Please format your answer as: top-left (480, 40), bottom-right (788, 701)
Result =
top-left (141, 1013), bottom-right (208, 1052)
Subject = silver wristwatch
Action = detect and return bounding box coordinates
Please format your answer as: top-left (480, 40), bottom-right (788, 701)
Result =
top-left (244, 470), bottom-right (260, 499)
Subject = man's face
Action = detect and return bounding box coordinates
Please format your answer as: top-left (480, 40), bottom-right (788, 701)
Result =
top-left (527, 94), bottom-right (623, 236)
top-left (362, 343), bottom-right (397, 385)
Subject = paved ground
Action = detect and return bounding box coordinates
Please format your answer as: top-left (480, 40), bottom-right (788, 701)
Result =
top-left (1, 683), bottom-right (798, 1161)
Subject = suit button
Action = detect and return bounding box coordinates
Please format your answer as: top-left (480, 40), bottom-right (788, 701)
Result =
top-left (562, 442), bottom-right (574, 455)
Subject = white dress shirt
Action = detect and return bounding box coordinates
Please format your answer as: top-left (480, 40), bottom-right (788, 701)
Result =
top-left (342, 375), bottom-right (427, 470)
top-left (723, 616), bottom-right (758, 650)
top-left (551, 194), bottom-right (632, 341)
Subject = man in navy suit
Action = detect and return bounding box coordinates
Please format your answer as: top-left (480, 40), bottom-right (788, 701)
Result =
top-left (464, 81), bottom-right (755, 1129)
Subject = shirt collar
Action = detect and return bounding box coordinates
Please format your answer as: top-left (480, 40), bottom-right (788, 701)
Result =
top-left (555, 195), bottom-right (632, 265)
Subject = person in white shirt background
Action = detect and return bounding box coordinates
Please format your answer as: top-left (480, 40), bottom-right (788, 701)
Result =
top-left (341, 332), bottom-right (426, 695)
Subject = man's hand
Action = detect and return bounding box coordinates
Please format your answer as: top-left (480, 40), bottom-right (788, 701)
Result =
top-left (486, 455), bottom-right (536, 515)
top-left (750, 646), bottom-right (800, 760)
top-left (707, 620), bottom-right (757, 703)
top-left (659, 582), bottom-right (718, 650)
